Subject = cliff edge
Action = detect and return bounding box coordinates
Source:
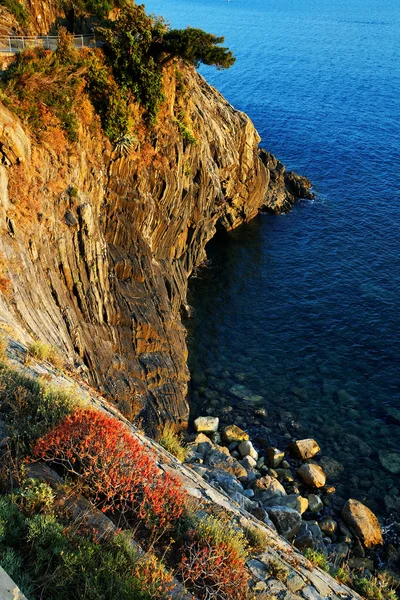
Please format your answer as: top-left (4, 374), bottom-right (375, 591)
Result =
top-left (0, 57), bottom-right (311, 433)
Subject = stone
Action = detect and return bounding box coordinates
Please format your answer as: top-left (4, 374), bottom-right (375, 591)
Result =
top-left (379, 450), bottom-right (400, 474)
top-left (184, 448), bottom-right (204, 464)
top-left (308, 494), bottom-right (323, 513)
top-left (0, 566), bottom-right (28, 600)
top-left (263, 494), bottom-right (308, 515)
top-left (286, 573), bottom-right (306, 593)
top-left (252, 475), bottom-right (286, 500)
top-left (244, 488), bottom-right (255, 499)
top-left (275, 468), bottom-right (294, 482)
top-left (302, 586), bottom-right (324, 600)
top-left (342, 499), bottom-right (383, 548)
top-left (197, 440), bottom-right (214, 458)
top-left (295, 521), bottom-right (326, 553)
top-left (221, 424), bottom-right (249, 444)
top-left (266, 506), bottom-right (302, 540)
top-left (241, 455), bottom-right (257, 469)
top-left (238, 440), bottom-right (258, 460)
top-left (336, 542), bottom-right (349, 559)
top-left (348, 557), bottom-right (375, 572)
top-left (289, 439), bottom-right (321, 460)
top-left (195, 433), bottom-right (213, 445)
top-left (249, 506), bottom-right (276, 529)
top-left (204, 448), bottom-right (248, 479)
top-left (205, 469), bottom-right (244, 496)
top-left (230, 491), bottom-right (255, 511)
top-left (266, 447), bottom-right (285, 468)
top-left (254, 408), bottom-right (268, 418)
top-left (194, 416), bottom-right (219, 434)
top-left (319, 517), bottom-right (337, 535)
top-left (297, 464), bottom-right (326, 488)
top-left (210, 432), bottom-right (222, 445)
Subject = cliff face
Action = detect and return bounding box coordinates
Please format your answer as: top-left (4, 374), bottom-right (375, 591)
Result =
top-left (0, 63), bottom-right (310, 433)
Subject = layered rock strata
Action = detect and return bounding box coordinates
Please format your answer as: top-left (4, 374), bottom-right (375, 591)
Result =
top-left (0, 65), bottom-right (311, 433)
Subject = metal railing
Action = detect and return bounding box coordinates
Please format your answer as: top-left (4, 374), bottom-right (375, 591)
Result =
top-left (0, 34), bottom-right (99, 54)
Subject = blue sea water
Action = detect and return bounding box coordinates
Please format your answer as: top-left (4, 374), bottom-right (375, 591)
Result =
top-left (144, 0), bottom-right (400, 515)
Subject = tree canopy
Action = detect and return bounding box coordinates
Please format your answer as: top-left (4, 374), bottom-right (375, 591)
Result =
top-left (162, 28), bottom-right (235, 69)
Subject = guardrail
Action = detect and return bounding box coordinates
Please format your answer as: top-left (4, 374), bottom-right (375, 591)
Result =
top-left (0, 34), bottom-right (98, 54)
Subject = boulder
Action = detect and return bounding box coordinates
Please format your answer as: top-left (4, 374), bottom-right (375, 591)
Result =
top-left (297, 464), bottom-right (326, 488)
top-left (241, 455), bottom-right (257, 470)
top-left (295, 521), bottom-right (326, 553)
top-left (266, 447), bottom-right (285, 468)
top-left (195, 432), bottom-right (214, 445)
top-left (238, 440), bottom-right (258, 460)
top-left (204, 448), bottom-right (247, 479)
top-left (289, 439), bottom-right (320, 460)
top-left (342, 499), bottom-right (383, 548)
top-left (266, 506), bottom-right (302, 540)
top-left (194, 416), bottom-right (219, 434)
top-left (205, 469), bottom-right (244, 497)
top-left (308, 494), bottom-right (323, 513)
top-left (252, 475), bottom-right (286, 501)
top-left (319, 517), bottom-right (337, 535)
top-left (263, 493), bottom-right (308, 514)
top-left (221, 424), bottom-right (249, 444)
top-left (275, 468), bottom-right (294, 482)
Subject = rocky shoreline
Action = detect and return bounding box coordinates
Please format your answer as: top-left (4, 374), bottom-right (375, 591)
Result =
top-left (182, 413), bottom-right (400, 585)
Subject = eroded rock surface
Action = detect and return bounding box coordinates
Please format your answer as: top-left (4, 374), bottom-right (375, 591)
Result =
top-left (0, 65), bottom-right (311, 434)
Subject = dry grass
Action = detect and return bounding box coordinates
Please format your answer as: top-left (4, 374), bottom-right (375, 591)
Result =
top-left (159, 423), bottom-right (186, 462)
top-left (27, 341), bottom-right (65, 370)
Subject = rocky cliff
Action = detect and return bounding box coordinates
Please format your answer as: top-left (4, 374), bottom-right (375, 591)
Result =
top-left (0, 61), bottom-right (311, 434)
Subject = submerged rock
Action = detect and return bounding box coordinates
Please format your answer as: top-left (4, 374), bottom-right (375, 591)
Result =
top-left (378, 450), bottom-right (400, 474)
top-left (342, 499), bottom-right (383, 548)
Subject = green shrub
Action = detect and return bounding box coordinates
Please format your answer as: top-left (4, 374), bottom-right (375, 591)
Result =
top-left (0, 335), bottom-right (7, 361)
top-left (175, 118), bottom-right (197, 145)
top-left (16, 479), bottom-right (55, 516)
top-left (0, 0), bottom-right (29, 25)
top-left (159, 423), bottom-right (186, 462)
top-left (353, 576), bottom-right (398, 600)
top-left (268, 557), bottom-right (289, 582)
top-left (0, 363), bottom-right (76, 454)
top-left (242, 523), bottom-right (269, 554)
top-left (27, 341), bottom-right (51, 362)
top-left (304, 548), bottom-right (330, 572)
top-left (0, 493), bottom-right (171, 599)
top-left (178, 513), bottom-right (250, 600)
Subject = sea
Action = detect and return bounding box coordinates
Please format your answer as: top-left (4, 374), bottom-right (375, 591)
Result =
top-left (143, 0), bottom-right (400, 518)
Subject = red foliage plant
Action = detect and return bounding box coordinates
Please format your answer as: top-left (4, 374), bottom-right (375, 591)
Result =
top-left (31, 408), bottom-right (186, 528)
top-left (179, 516), bottom-right (250, 600)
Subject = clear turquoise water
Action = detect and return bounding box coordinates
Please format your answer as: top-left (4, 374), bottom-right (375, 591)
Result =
top-left (144, 0), bottom-right (400, 516)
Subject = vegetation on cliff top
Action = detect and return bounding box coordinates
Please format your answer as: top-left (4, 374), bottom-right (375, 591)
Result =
top-left (0, 2), bottom-right (235, 147)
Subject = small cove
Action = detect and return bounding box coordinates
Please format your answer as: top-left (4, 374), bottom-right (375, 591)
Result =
top-left (143, 0), bottom-right (400, 519)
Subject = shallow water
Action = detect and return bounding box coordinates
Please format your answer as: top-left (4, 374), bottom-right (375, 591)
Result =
top-left (144, 0), bottom-right (400, 516)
